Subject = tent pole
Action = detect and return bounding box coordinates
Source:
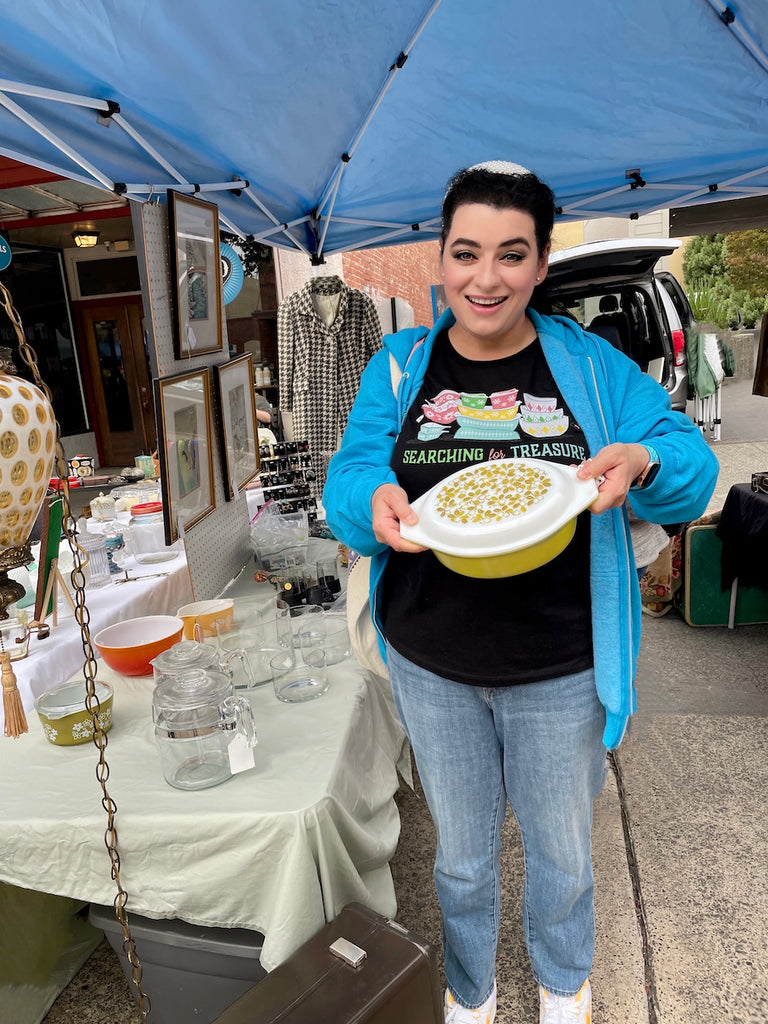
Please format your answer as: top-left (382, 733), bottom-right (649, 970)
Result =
top-left (0, 89), bottom-right (114, 191)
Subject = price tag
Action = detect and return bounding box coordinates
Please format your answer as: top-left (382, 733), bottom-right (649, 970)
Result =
top-left (228, 732), bottom-right (256, 774)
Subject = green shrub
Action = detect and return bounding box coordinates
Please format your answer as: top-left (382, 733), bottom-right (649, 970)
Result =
top-left (688, 289), bottom-right (730, 328)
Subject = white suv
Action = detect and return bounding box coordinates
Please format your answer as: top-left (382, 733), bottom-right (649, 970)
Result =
top-left (541, 239), bottom-right (691, 413)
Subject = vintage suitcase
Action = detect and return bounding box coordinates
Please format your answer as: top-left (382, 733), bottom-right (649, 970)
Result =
top-left (212, 903), bottom-right (443, 1024)
top-left (676, 521), bottom-right (768, 627)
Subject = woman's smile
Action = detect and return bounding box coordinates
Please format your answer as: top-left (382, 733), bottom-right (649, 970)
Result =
top-left (466, 295), bottom-right (507, 308)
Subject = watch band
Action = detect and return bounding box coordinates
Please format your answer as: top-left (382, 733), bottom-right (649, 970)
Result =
top-left (631, 443), bottom-right (661, 489)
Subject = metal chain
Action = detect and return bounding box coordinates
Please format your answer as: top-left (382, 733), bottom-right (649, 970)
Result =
top-left (0, 282), bottom-right (151, 1019)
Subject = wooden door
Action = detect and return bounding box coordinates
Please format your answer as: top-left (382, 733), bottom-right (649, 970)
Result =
top-left (80, 301), bottom-right (155, 466)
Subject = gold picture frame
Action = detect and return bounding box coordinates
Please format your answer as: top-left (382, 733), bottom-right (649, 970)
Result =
top-left (215, 353), bottom-right (261, 501)
top-left (168, 190), bottom-right (224, 358)
top-left (154, 367), bottom-right (216, 544)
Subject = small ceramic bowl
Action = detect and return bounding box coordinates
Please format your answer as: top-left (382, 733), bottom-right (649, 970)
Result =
top-left (94, 615), bottom-right (184, 675)
top-left (176, 599), bottom-right (235, 640)
top-left (36, 679), bottom-right (114, 746)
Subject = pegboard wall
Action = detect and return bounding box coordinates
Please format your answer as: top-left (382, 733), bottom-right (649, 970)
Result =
top-left (138, 200), bottom-right (252, 600)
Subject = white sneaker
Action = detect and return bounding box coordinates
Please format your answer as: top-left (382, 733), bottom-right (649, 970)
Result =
top-left (539, 978), bottom-right (591, 1023)
top-left (444, 979), bottom-right (497, 1024)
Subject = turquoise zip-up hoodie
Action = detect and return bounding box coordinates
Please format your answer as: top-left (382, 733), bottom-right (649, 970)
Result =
top-left (324, 308), bottom-right (719, 748)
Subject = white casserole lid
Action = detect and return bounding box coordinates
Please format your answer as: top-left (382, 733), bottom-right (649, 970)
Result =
top-left (400, 458), bottom-right (598, 557)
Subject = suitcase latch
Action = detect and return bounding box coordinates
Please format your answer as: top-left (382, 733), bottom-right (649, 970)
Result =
top-left (329, 936), bottom-right (367, 968)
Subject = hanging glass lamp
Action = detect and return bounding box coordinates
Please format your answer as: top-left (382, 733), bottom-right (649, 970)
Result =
top-left (0, 367), bottom-right (57, 618)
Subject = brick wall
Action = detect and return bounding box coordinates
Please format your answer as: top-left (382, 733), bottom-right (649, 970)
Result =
top-left (342, 238), bottom-right (441, 330)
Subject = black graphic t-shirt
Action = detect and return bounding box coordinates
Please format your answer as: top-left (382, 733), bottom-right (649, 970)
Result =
top-left (381, 330), bottom-right (593, 686)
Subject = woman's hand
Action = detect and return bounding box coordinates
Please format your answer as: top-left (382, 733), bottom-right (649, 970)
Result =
top-left (576, 443), bottom-right (651, 514)
top-left (371, 483), bottom-right (427, 552)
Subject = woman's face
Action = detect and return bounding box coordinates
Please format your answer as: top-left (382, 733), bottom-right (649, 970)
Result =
top-left (440, 202), bottom-right (549, 351)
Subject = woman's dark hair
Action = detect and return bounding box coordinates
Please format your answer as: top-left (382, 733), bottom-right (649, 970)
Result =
top-left (441, 165), bottom-right (556, 257)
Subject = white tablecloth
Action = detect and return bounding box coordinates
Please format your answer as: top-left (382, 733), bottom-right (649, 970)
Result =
top-left (2, 549), bottom-right (194, 731)
top-left (0, 649), bottom-right (410, 971)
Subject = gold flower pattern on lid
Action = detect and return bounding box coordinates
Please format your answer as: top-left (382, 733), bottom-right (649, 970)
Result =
top-left (435, 461), bottom-right (552, 525)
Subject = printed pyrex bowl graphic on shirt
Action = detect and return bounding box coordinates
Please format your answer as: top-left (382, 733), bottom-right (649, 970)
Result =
top-left (518, 392), bottom-right (569, 438)
top-left (419, 388), bottom-right (522, 441)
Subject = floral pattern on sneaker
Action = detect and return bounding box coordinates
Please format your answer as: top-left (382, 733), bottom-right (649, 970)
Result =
top-left (445, 979), bottom-right (497, 1024)
top-left (539, 978), bottom-right (591, 1023)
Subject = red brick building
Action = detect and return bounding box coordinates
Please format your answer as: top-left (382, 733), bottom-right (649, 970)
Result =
top-left (342, 238), bottom-right (441, 330)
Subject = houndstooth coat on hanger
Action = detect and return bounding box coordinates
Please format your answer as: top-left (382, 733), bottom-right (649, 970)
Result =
top-left (278, 275), bottom-right (382, 494)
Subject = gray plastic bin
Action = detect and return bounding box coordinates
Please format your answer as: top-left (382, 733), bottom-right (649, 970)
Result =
top-left (88, 904), bottom-right (267, 1024)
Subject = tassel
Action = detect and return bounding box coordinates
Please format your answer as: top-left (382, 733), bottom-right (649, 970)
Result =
top-left (2, 648), bottom-right (28, 737)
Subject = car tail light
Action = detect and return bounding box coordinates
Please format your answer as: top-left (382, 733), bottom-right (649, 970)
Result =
top-left (672, 328), bottom-right (686, 366)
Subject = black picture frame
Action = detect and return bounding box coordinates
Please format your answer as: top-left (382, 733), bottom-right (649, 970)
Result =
top-left (167, 190), bottom-right (224, 359)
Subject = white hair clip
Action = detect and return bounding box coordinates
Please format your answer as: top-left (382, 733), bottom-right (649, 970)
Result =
top-left (470, 160), bottom-right (532, 176)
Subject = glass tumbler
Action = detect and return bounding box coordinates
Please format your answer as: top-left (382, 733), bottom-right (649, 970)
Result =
top-left (316, 557), bottom-right (342, 606)
top-left (0, 617), bottom-right (30, 661)
top-left (270, 648), bottom-right (328, 703)
top-left (319, 616), bottom-right (351, 666)
top-left (275, 600), bottom-right (324, 648)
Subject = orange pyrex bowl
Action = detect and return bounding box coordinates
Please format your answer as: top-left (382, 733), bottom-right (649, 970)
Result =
top-left (399, 458), bottom-right (598, 578)
top-left (94, 615), bottom-right (185, 675)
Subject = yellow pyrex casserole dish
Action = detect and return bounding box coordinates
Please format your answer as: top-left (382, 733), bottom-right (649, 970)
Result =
top-left (399, 458), bottom-right (599, 578)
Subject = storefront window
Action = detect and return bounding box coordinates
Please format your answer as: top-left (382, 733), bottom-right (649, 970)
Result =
top-left (0, 245), bottom-right (88, 435)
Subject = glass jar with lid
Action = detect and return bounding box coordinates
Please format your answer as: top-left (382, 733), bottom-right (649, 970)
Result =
top-left (152, 668), bottom-right (258, 790)
top-left (89, 491), bottom-right (116, 522)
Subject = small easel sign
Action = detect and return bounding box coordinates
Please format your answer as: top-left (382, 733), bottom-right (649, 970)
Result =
top-left (30, 491), bottom-right (75, 630)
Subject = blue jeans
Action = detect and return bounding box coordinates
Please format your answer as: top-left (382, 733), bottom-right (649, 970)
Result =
top-left (387, 645), bottom-right (607, 1006)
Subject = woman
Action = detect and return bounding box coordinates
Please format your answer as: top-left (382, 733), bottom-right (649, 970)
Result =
top-left (323, 162), bottom-right (718, 1024)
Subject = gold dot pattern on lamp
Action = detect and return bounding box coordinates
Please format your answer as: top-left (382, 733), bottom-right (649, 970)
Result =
top-left (435, 462), bottom-right (552, 525)
top-left (11, 460), bottom-right (27, 486)
top-left (0, 430), bottom-right (18, 458)
top-left (0, 374), bottom-right (57, 549)
top-left (12, 403), bottom-right (29, 426)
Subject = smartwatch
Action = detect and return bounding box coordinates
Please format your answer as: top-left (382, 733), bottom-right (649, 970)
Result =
top-left (631, 443), bottom-right (661, 490)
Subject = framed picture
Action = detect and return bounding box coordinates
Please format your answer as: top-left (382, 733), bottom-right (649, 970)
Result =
top-left (215, 353), bottom-right (261, 500)
top-left (154, 367), bottom-right (216, 544)
top-left (168, 190), bottom-right (224, 358)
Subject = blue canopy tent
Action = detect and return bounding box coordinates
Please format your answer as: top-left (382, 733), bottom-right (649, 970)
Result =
top-left (1, 0), bottom-right (768, 261)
